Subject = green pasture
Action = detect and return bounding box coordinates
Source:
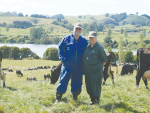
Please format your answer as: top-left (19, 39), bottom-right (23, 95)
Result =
top-left (0, 59), bottom-right (150, 113)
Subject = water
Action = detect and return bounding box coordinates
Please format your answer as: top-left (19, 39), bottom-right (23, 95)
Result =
top-left (0, 44), bottom-right (59, 58)
top-left (0, 43), bottom-right (137, 58)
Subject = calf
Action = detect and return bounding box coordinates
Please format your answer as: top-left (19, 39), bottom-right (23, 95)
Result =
top-left (16, 69), bottom-right (23, 76)
top-left (103, 51), bottom-right (118, 84)
top-left (44, 74), bottom-right (50, 80)
top-left (50, 62), bottom-right (62, 84)
top-left (27, 77), bottom-right (37, 81)
top-left (136, 48), bottom-right (150, 89)
top-left (0, 50), bottom-right (6, 87)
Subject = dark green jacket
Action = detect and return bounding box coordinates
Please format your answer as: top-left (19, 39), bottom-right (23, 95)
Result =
top-left (83, 42), bottom-right (107, 71)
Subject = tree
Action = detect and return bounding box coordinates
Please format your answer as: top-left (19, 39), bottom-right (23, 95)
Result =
top-left (123, 50), bottom-right (134, 62)
top-left (104, 36), bottom-right (112, 44)
top-left (52, 37), bottom-right (60, 44)
top-left (107, 46), bottom-right (112, 52)
top-left (143, 29), bottom-right (146, 37)
top-left (43, 48), bottom-right (59, 60)
top-left (105, 13), bottom-right (109, 17)
top-left (120, 28), bottom-right (124, 34)
top-left (107, 28), bottom-right (112, 37)
top-left (33, 19), bottom-right (38, 24)
top-left (119, 37), bottom-right (123, 63)
top-left (18, 13), bottom-right (24, 17)
top-left (124, 29), bottom-right (128, 38)
top-left (1, 46), bottom-right (10, 58)
top-left (50, 27), bottom-right (53, 33)
top-left (20, 48), bottom-right (33, 59)
top-left (139, 33), bottom-right (144, 48)
top-left (136, 12), bottom-right (138, 16)
top-left (6, 25), bottom-right (10, 32)
top-left (10, 47), bottom-right (20, 60)
top-left (57, 18), bottom-right (61, 22)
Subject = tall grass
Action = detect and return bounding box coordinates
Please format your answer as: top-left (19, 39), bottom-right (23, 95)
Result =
top-left (0, 59), bottom-right (150, 112)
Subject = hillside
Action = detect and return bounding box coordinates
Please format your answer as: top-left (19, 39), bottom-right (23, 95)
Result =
top-left (0, 12), bottom-right (16, 17)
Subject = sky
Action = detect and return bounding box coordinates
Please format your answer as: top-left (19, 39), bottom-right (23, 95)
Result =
top-left (0, 0), bottom-right (150, 16)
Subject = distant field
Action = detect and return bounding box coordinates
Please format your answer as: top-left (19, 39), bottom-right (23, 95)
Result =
top-left (0, 59), bottom-right (149, 112)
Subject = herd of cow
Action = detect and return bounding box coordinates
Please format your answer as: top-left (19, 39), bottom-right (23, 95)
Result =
top-left (0, 48), bottom-right (150, 89)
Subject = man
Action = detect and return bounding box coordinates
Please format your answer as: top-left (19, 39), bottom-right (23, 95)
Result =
top-left (54, 23), bottom-right (88, 104)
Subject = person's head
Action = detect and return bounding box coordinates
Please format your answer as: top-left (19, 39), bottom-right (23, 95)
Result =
top-left (88, 31), bottom-right (97, 45)
top-left (73, 23), bottom-right (82, 37)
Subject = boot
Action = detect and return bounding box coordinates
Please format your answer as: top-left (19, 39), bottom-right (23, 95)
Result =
top-left (54, 92), bottom-right (62, 105)
top-left (89, 98), bottom-right (99, 105)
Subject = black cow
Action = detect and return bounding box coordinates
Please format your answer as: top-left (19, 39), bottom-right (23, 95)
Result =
top-left (52, 65), bottom-right (57, 69)
top-left (37, 66), bottom-right (43, 69)
top-left (44, 66), bottom-right (50, 69)
top-left (50, 62), bottom-right (62, 84)
top-left (2, 68), bottom-right (8, 71)
top-left (27, 77), bottom-right (37, 81)
top-left (44, 74), bottom-right (50, 80)
top-left (8, 69), bottom-right (13, 72)
top-left (118, 64), bottom-right (135, 76)
top-left (103, 51), bottom-right (118, 84)
top-left (136, 48), bottom-right (150, 89)
top-left (16, 69), bottom-right (23, 76)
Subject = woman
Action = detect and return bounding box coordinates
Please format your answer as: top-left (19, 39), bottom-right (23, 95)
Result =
top-left (83, 31), bottom-right (107, 105)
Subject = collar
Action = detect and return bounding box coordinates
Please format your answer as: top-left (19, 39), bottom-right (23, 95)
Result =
top-left (72, 34), bottom-right (81, 41)
top-left (90, 42), bottom-right (98, 49)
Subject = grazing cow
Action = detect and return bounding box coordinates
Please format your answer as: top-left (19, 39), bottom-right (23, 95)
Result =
top-left (52, 65), bottom-right (57, 69)
top-left (37, 66), bottom-right (43, 69)
top-left (44, 66), bottom-right (50, 69)
top-left (27, 77), bottom-right (37, 81)
top-left (44, 74), bottom-right (50, 80)
top-left (118, 64), bottom-right (136, 76)
top-left (16, 69), bottom-right (23, 76)
top-left (50, 62), bottom-right (62, 84)
top-left (0, 51), bottom-right (6, 87)
top-left (103, 51), bottom-right (118, 84)
top-left (2, 68), bottom-right (8, 71)
top-left (8, 69), bottom-right (13, 72)
top-left (136, 48), bottom-right (150, 89)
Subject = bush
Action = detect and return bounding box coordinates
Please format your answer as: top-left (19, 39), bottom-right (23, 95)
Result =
top-left (43, 48), bottom-right (59, 60)
top-left (123, 50), bottom-right (134, 63)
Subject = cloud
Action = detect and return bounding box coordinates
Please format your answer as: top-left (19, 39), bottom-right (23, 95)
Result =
top-left (84, 0), bottom-right (119, 4)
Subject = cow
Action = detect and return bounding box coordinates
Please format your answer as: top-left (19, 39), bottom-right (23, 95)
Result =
top-left (37, 66), bottom-right (43, 69)
top-left (27, 77), bottom-right (37, 81)
top-left (103, 51), bottom-right (118, 84)
top-left (0, 50), bottom-right (6, 87)
top-left (51, 65), bottom-right (57, 69)
top-left (8, 69), bottom-right (13, 72)
top-left (136, 48), bottom-right (150, 89)
top-left (16, 69), bottom-right (23, 76)
top-left (118, 64), bottom-right (136, 76)
top-left (50, 62), bottom-right (62, 84)
top-left (2, 68), bottom-right (8, 71)
top-left (44, 74), bottom-right (51, 80)
top-left (142, 70), bottom-right (150, 81)
top-left (44, 66), bottom-right (50, 69)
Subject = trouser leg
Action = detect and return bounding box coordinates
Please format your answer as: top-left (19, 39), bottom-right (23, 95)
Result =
top-left (71, 67), bottom-right (83, 100)
top-left (56, 65), bottom-right (72, 94)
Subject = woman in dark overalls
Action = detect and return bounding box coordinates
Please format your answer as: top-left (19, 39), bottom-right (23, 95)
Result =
top-left (83, 31), bottom-right (107, 105)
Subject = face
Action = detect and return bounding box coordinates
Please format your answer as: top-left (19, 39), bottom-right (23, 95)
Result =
top-left (89, 37), bottom-right (97, 44)
top-left (73, 27), bottom-right (82, 37)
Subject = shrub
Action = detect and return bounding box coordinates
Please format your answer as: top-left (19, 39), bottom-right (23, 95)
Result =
top-left (43, 48), bottom-right (59, 60)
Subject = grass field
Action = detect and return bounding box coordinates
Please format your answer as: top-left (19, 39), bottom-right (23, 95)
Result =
top-left (0, 59), bottom-right (150, 113)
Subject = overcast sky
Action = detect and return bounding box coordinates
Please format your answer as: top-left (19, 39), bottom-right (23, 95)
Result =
top-left (0, 0), bottom-right (150, 16)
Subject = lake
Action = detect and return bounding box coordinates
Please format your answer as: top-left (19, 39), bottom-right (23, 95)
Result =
top-left (0, 44), bottom-right (137, 58)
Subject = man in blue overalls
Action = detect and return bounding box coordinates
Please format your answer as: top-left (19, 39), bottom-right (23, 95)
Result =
top-left (54, 23), bottom-right (88, 104)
